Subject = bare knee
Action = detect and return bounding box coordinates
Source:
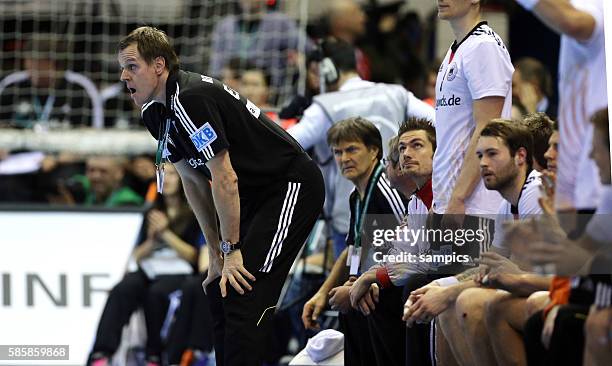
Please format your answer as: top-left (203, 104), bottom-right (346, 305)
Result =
top-left (455, 288), bottom-right (490, 326)
top-left (525, 291), bottom-right (549, 318)
top-left (484, 292), bottom-right (512, 329)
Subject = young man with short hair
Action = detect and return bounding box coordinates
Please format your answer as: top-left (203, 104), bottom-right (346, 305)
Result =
top-left (349, 117), bottom-right (437, 366)
top-left (116, 26), bottom-right (324, 366)
top-left (521, 112), bottom-right (554, 172)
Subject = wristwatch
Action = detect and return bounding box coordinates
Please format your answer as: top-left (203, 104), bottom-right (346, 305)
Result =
top-left (220, 240), bottom-right (242, 255)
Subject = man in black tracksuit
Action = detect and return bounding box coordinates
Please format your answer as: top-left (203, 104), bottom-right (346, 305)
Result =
top-left (118, 27), bottom-right (324, 366)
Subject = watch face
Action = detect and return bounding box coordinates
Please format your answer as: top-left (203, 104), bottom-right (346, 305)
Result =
top-left (221, 241), bottom-right (231, 253)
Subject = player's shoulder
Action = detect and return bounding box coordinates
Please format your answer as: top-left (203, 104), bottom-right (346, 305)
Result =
top-left (524, 170), bottom-right (543, 191)
top-left (464, 23), bottom-right (507, 52)
top-left (519, 170), bottom-right (544, 213)
top-left (175, 71), bottom-right (228, 105)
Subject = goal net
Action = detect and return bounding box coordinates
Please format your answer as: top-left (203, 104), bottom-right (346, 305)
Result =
top-left (0, 0), bottom-right (310, 129)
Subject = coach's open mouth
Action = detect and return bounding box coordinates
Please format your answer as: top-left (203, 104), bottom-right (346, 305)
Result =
top-left (128, 87), bottom-right (136, 94)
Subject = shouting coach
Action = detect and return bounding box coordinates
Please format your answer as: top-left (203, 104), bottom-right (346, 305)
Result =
top-left (117, 27), bottom-right (324, 366)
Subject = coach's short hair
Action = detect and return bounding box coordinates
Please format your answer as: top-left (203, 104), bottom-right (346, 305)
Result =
top-left (480, 119), bottom-right (534, 171)
top-left (398, 117), bottom-right (436, 152)
top-left (522, 112), bottom-right (554, 169)
top-left (327, 116), bottom-right (383, 160)
top-left (591, 108), bottom-right (610, 148)
top-left (119, 26), bottom-right (179, 73)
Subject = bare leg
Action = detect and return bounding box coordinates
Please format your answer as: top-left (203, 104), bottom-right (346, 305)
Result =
top-left (525, 291), bottom-right (549, 318)
top-left (454, 288), bottom-right (506, 366)
top-left (437, 301), bottom-right (474, 366)
top-left (485, 293), bottom-right (528, 366)
top-left (435, 319), bottom-right (460, 366)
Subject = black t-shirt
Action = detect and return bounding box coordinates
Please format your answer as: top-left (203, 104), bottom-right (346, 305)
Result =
top-left (142, 70), bottom-right (306, 194)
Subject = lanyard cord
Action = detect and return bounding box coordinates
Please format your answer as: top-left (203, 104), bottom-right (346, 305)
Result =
top-left (353, 164), bottom-right (384, 249)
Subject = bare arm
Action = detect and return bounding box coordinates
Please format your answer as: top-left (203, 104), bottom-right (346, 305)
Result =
top-left (198, 245), bottom-right (210, 273)
top-left (173, 160), bottom-right (220, 257)
top-left (205, 149), bottom-right (240, 244)
top-left (530, 0), bottom-right (596, 41)
top-left (448, 97), bottom-right (505, 207)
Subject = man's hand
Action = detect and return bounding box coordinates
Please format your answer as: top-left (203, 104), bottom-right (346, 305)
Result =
top-left (302, 291), bottom-right (329, 330)
top-left (527, 239), bottom-right (593, 276)
top-left (404, 285), bottom-right (452, 327)
top-left (220, 249), bottom-right (255, 297)
top-left (478, 251), bottom-right (523, 277)
top-left (202, 249), bottom-right (223, 293)
top-left (355, 284), bottom-right (379, 316)
top-left (349, 270), bottom-right (377, 309)
top-left (328, 279), bottom-right (355, 314)
top-left (442, 197), bottom-right (465, 231)
top-left (539, 170), bottom-right (556, 215)
top-left (506, 215), bottom-right (565, 264)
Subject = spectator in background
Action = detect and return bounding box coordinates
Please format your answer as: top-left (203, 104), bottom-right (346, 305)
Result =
top-left (166, 245), bottom-right (214, 366)
top-left (422, 63), bottom-right (440, 107)
top-left (326, 0), bottom-right (370, 80)
top-left (0, 35), bottom-right (103, 128)
top-left (277, 48), bottom-right (321, 121)
top-left (360, 2), bottom-right (427, 94)
top-left (239, 64), bottom-right (296, 130)
top-left (125, 154), bottom-right (157, 203)
top-left (89, 164), bottom-right (202, 366)
top-left (220, 57), bottom-right (243, 93)
top-left (511, 99), bottom-right (529, 122)
top-left (208, 0), bottom-right (303, 104)
top-left (512, 57), bottom-right (556, 119)
top-left (70, 156), bottom-right (143, 206)
top-left (240, 65), bottom-right (272, 109)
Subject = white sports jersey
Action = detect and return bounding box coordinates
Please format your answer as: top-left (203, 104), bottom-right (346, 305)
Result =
top-left (555, 0), bottom-right (606, 210)
top-left (492, 170), bottom-right (543, 255)
top-left (432, 22), bottom-right (513, 214)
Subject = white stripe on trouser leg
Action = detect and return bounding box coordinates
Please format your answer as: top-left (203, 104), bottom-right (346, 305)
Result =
top-left (430, 318), bottom-right (436, 366)
top-left (263, 182), bottom-right (301, 272)
top-left (260, 182), bottom-right (295, 271)
top-left (260, 182), bottom-right (301, 272)
top-left (265, 182), bottom-right (301, 272)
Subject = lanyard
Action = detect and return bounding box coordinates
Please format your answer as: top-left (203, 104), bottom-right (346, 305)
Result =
top-left (155, 118), bottom-right (171, 193)
top-left (353, 164), bottom-right (384, 249)
top-left (32, 95), bottom-right (55, 123)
